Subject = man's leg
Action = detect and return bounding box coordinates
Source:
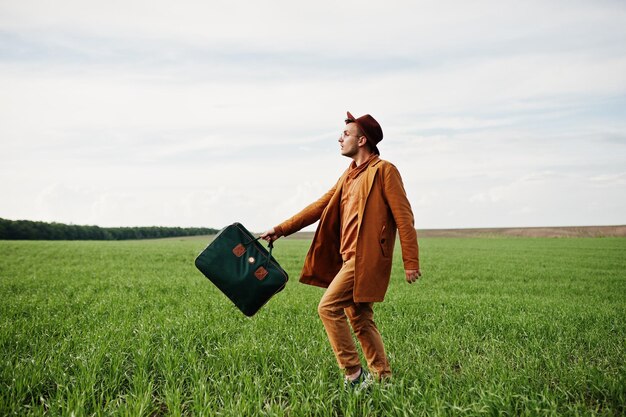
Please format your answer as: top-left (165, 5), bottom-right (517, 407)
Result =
top-left (317, 258), bottom-right (362, 376)
top-left (345, 303), bottom-right (391, 379)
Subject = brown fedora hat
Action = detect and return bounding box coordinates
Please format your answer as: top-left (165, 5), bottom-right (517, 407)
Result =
top-left (345, 111), bottom-right (383, 155)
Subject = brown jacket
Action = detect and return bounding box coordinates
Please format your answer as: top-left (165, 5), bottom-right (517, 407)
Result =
top-left (276, 157), bottom-right (419, 302)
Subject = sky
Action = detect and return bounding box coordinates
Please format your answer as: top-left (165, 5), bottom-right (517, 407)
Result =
top-left (1, 0), bottom-right (625, 231)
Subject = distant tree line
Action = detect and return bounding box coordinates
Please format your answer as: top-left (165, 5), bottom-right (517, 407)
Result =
top-left (0, 218), bottom-right (218, 240)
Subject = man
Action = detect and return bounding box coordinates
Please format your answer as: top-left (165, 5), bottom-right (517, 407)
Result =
top-left (261, 111), bottom-right (420, 387)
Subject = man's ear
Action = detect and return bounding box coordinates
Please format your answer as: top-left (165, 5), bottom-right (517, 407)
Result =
top-left (358, 136), bottom-right (368, 148)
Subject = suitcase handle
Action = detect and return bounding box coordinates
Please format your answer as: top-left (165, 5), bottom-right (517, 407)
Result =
top-left (244, 236), bottom-right (275, 266)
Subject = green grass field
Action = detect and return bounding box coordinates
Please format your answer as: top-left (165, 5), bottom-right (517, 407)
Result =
top-left (1, 237), bottom-right (625, 416)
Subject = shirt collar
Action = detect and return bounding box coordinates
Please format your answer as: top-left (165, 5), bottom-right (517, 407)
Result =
top-left (347, 153), bottom-right (378, 179)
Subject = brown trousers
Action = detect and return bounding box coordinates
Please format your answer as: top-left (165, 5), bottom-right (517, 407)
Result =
top-left (317, 258), bottom-right (391, 378)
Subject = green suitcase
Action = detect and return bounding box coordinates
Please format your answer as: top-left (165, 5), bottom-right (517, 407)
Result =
top-left (195, 222), bottom-right (288, 316)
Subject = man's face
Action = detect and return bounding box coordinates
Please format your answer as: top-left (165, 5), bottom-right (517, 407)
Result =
top-left (338, 123), bottom-right (364, 158)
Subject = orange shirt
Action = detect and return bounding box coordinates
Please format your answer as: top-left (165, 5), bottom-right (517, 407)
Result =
top-left (339, 154), bottom-right (378, 261)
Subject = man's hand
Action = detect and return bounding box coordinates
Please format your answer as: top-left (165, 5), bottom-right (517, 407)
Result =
top-left (260, 228), bottom-right (280, 242)
top-left (405, 269), bottom-right (421, 284)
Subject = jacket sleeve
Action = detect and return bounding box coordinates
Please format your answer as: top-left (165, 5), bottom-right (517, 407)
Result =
top-left (381, 164), bottom-right (420, 271)
top-left (274, 179), bottom-right (340, 237)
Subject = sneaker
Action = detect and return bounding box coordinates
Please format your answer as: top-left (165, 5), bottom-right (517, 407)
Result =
top-left (344, 368), bottom-right (373, 391)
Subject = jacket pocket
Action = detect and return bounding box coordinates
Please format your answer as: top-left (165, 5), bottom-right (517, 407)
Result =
top-left (380, 225), bottom-right (389, 258)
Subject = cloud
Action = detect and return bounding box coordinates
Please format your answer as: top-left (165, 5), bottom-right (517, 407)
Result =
top-left (1, 1), bottom-right (625, 229)
top-left (589, 173), bottom-right (626, 187)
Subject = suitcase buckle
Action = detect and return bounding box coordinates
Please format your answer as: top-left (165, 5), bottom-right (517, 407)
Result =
top-left (255, 266), bottom-right (268, 280)
top-left (232, 244), bottom-right (246, 257)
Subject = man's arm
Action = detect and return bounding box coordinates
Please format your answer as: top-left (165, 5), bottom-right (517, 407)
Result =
top-left (261, 181), bottom-right (339, 242)
top-left (381, 164), bottom-right (421, 281)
